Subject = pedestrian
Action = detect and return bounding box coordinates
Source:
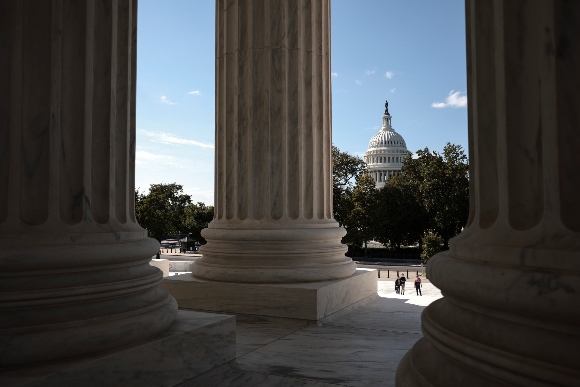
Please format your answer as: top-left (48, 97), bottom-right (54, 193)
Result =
top-left (415, 275), bottom-right (422, 296)
top-left (400, 274), bottom-right (406, 295)
top-left (395, 276), bottom-right (400, 294)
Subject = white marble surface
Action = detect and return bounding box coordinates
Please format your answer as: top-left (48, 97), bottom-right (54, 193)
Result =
top-left (234, 315), bottom-right (309, 357)
top-left (178, 363), bottom-right (339, 387)
top-left (398, 2), bottom-right (580, 385)
top-left (179, 284), bottom-right (438, 387)
top-left (1, 310), bottom-right (236, 387)
top-left (0, 0), bottom-right (178, 368)
top-left (168, 260), bottom-right (194, 272)
top-left (193, 0), bottom-right (357, 284)
top-left (161, 269), bottom-right (378, 320)
top-left (150, 258), bottom-right (170, 277)
top-left (236, 322), bottom-right (414, 386)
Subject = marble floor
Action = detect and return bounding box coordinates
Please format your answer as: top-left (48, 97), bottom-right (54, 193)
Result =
top-left (177, 280), bottom-right (442, 387)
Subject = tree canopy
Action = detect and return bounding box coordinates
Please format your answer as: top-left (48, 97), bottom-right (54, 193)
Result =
top-left (421, 230), bottom-right (443, 262)
top-left (332, 145), bottom-right (366, 188)
top-left (397, 143), bottom-right (469, 249)
top-left (375, 178), bottom-right (428, 250)
top-left (135, 183), bottom-right (214, 244)
top-left (349, 174), bottom-right (379, 255)
top-left (332, 145), bottom-right (366, 229)
top-left (331, 143), bottom-right (469, 255)
top-left (184, 202), bottom-right (214, 244)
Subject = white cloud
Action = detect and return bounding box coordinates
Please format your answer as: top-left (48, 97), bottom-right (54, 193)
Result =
top-left (187, 90), bottom-right (201, 96)
top-left (135, 150), bottom-right (211, 173)
top-left (390, 88), bottom-right (396, 93)
top-left (140, 129), bottom-right (214, 149)
top-left (365, 67), bottom-right (377, 75)
top-left (431, 90), bottom-right (468, 108)
top-left (160, 95), bottom-right (176, 105)
top-left (355, 80), bottom-right (362, 85)
top-left (135, 151), bottom-right (177, 168)
top-left (184, 187), bottom-right (214, 202)
top-left (331, 72), bottom-right (338, 77)
top-left (385, 71), bottom-right (394, 79)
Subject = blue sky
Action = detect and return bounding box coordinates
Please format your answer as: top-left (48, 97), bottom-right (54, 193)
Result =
top-left (136, 0), bottom-right (468, 205)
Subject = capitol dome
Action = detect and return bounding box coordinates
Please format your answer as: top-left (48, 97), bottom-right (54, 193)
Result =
top-left (368, 129), bottom-right (406, 149)
top-left (364, 101), bottom-right (409, 188)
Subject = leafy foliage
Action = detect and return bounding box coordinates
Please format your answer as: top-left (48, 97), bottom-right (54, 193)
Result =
top-left (376, 177), bottom-right (429, 249)
top-left (136, 183), bottom-right (214, 244)
top-left (348, 174), bottom-right (379, 255)
top-left (399, 143), bottom-right (469, 249)
top-left (331, 143), bottom-right (468, 256)
top-left (135, 183), bottom-right (192, 242)
top-left (421, 230), bottom-right (443, 262)
top-left (184, 202), bottom-right (214, 244)
top-left (332, 145), bottom-right (366, 188)
top-left (332, 145), bottom-right (366, 228)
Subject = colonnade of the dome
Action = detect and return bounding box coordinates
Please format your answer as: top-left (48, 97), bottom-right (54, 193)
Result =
top-left (370, 170), bottom-right (400, 183)
top-left (366, 155), bottom-right (404, 164)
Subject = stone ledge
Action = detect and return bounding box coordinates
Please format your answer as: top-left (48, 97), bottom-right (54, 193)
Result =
top-left (150, 258), bottom-right (170, 277)
top-left (160, 269), bottom-right (378, 321)
top-left (1, 310), bottom-right (236, 387)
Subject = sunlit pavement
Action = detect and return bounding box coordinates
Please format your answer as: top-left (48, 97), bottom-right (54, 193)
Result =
top-left (378, 279), bottom-right (443, 307)
top-left (161, 267), bottom-right (441, 386)
top-left (166, 269), bottom-right (443, 308)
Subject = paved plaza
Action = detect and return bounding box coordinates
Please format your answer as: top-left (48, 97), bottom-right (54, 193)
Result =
top-left (176, 274), bottom-right (442, 386)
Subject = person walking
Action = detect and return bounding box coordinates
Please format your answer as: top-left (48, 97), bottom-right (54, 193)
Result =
top-left (415, 275), bottom-right (422, 296)
top-left (395, 276), bottom-right (400, 294)
top-left (400, 274), bottom-right (406, 295)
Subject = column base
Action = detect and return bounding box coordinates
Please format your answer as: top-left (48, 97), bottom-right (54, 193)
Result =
top-left (195, 225), bottom-right (357, 283)
top-left (396, 250), bottom-right (580, 387)
top-left (0, 310), bottom-right (236, 387)
top-left (396, 338), bottom-right (493, 387)
top-left (160, 269), bottom-right (378, 321)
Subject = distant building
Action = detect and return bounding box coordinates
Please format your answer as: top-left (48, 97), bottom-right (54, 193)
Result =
top-left (364, 101), bottom-right (409, 188)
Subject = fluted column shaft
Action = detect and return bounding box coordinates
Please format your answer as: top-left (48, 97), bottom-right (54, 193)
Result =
top-left (397, 1), bottom-right (580, 386)
top-left (0, 0), bottom-right (177, 368)
top-left (193, 0), bottom-right (355, 283)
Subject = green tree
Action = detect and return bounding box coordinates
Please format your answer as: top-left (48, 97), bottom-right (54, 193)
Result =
top-left (184, 202), bottom-right (214, 244)
top-left (135, 183), bottom-right (191, 242)
top-left (400, 143), bottom-right (469, 249)
top-left (349, 174), bottom-right (379, 256)
top-left (421, 230), bottom-right (443, 262)
top-left (375, 179), bottom-right (429, 250)
top-left (332, 145), bottom-right (366, 188)
top-left (332, 145), bottom-right (366, 228)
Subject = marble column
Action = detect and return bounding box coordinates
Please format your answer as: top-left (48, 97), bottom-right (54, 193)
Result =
top-left (0, 0), bottom-right (177, 368)
top-left (397, 1), bottom-right (580, 386)
top-left (192, 0), bottom-right (356, 283)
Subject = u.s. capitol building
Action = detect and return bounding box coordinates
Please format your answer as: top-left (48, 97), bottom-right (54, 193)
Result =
top-left (364, 101), bottom-right (409, 188)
